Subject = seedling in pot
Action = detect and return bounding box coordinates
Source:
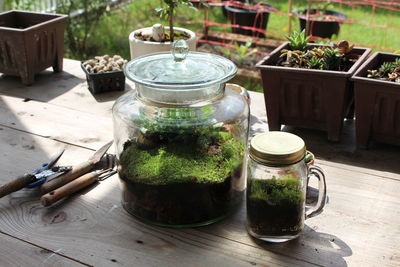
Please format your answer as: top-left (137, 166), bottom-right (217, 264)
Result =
top-left (278, 30), bottom-right (358, 72)
top-left (367, 58), bottom-right (400, 83)
top-left (154, 0), bottom-right (207, 42)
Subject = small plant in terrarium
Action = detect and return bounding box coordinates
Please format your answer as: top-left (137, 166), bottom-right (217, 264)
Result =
top-left (278, 30), bottom-right (358, 71)
top-left (367, 58), bottom-right (400, 83)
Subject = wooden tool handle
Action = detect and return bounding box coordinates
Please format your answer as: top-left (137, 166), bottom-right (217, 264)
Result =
top-left (41, 172), bottom-right (98, 207)
top-left (0, 174), bottom-right (34, 198)
top-left (40, 161), bottom-right (93, 194)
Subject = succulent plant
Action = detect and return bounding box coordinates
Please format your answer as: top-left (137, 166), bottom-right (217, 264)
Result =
top-left (322, 48), bottom-right (340, 70)
top-left (286, 30), bottom-right (311, 51)
top-left (307, 57), bottom-right (324, 69)
top-left (367, 57), bottom-right (400, 83)
top-left (279, 32), bottom-right (357, 71)
top-left (378, 62), bottom-right (395, 75)
top-left (280, 49), bottom-right (305, 66)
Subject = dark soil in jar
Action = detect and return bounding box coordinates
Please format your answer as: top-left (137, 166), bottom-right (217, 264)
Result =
top-left (247, 177), bottom-right (304, 237)
top-left (118, 128), bottom-right (245, 226)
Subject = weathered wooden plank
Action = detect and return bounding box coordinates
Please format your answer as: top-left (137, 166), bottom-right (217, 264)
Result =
top-left (1, 126), bottom-right (400, 266)
top-left (0, 127), bottom-right (311, 267)
top-left (0, 232), bottom-right (86, 266)
top-left (0, 59), bottom-right (130, 117)
top-left (0, 94), bottom-right (113, 151)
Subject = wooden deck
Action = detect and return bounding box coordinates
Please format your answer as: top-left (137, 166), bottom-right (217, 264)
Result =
top-left (0, 59), bottom-right (399, 267)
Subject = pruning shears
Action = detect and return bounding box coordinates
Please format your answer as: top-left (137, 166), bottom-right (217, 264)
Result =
top-left (0, 150), bottom-right (71, 198)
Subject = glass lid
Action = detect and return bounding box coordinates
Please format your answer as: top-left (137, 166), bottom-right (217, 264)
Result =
top-left (124, 40), bottom-right (237, 90)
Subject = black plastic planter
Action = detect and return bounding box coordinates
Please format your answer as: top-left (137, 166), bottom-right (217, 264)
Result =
top-left (81, 63), bottom-right (125, 94)
top-left (352, 52), bottom-right (400, 148)
top-left (295, 9), bottom-right (346, 39)
top-left (223, 3), bottom-right (274, 38)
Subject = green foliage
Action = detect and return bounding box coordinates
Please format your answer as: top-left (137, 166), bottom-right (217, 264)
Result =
top-left (322, 48), bottom-right (340, 70)
top-left (56, 0), bottom-right (110, 59)
top-left (307, 57), bottom-right (324, 69)
top-left (220, 40), bottom-right (258, 64)
top-left (248, 176), bottom-right (304, 206)
top-left (393, 58), bottom-right (400, 68)
top-left (134, 106), bottom-right (217, 137)
top-left (378, 62), bottom-right (394, 74)
top-left (155, 0), bottom-right (205, 42)
top-left (368, 57), bottom-right (400, 83)
top-left (119, 130), bottom-right (244, 185)
top-left (2, 0), bottom-right (36, 9)
top-left (285, 30), bottom-right (311, 51)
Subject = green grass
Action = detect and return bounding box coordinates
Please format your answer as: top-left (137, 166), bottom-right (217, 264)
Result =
top-left (84, 0), bottom-right (399, 93)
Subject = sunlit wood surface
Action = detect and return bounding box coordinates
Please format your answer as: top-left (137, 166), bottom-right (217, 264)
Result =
top-left (0, 59), bottom-right (399, 267)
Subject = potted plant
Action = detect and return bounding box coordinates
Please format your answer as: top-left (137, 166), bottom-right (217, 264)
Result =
top-left (352, 53), bottom-right (400, 148)
top-left (129, 0), bottom-right (202, 59)
top-left (256, 30), bottom-right (370, 141)
top-left (294, 1), bottom-right (346, 39)
top-left (0, 10), bottom-right (67, 85)
top-left (223, 0), bottom-right (275, 38)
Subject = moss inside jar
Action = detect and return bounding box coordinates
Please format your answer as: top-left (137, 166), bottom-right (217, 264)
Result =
top-left (118, 122), bottom-right (245, 227)
top-left (247, 175), bottom-right (304, 237)
top-left (113, 40), bottom-right (249, 227)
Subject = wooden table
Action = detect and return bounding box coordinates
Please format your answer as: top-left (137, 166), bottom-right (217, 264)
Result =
top-left (1, 59), bottom-right (399, 267)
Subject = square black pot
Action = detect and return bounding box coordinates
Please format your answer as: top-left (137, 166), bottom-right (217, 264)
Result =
top-left (81, 62), bottom-right (126, 94)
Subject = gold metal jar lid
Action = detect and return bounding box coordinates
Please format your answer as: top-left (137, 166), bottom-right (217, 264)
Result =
top-left (250, 131), bottom-right (306, 165)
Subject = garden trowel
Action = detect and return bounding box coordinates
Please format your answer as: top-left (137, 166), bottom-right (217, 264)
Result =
top-left (40, 141), bottom-right (114, 194)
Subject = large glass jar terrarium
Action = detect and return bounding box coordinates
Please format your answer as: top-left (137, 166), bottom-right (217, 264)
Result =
top-left (112, 41), bottom-right (250, 228)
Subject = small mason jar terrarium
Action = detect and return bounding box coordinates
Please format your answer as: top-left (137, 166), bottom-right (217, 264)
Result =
top-left (112, 40), bottom-right (250, 228)
top-left (247, 132), bottom-right (326, 242)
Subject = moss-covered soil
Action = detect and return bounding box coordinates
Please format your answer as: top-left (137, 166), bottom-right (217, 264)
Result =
top-left (247, 176), bottom-right (305, 236)
top-left (118, 128), bottom-right (245, 226)
top-left (119, 131), bottom-right (244, 185)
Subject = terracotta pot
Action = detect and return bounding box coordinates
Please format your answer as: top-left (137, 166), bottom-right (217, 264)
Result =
top-left (295, 9), bottom-right (346, 39)
top-left (128, 27), bottom-right (196, 59)
top-left (0, 10), bottom-right (67, 85)
top-left (351, 52), bottom-right (400, 148)
top-left (256, 42), bottom-right (370, 141)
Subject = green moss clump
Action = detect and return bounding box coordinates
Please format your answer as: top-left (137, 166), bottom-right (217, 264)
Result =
top-left (247, 175), bottom-right (305, 236)
top-left (119, 130), bottom-right (244, 185)
top-left (249, 176), bottom-right (304, 206)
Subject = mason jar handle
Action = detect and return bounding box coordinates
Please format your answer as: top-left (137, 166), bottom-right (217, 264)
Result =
top-left (306, 165), bottom-right (327, 219)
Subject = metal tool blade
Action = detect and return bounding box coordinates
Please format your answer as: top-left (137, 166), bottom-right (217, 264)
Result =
top-left (88, 141), bottom-right (113, 164)
top-left (47, 149), bottom-right (65, 169)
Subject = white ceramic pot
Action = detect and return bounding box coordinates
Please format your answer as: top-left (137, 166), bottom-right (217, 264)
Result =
top-left (129, 26), bottom-right (196, 59)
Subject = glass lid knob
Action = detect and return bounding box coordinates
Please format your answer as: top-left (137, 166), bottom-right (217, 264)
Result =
top-left (172, 39), bottom-right (189, 62)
